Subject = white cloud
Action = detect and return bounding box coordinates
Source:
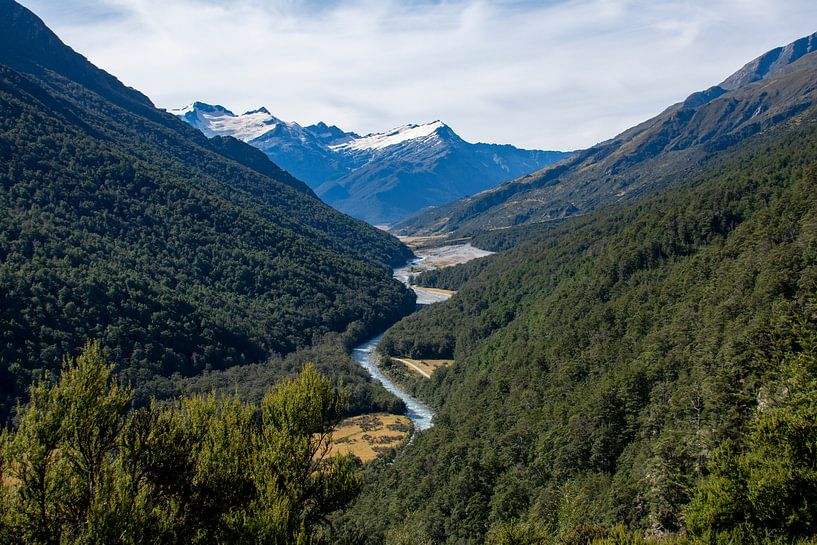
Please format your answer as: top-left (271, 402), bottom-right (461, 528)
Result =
top-left (19, 0), bottom-right (817, 149)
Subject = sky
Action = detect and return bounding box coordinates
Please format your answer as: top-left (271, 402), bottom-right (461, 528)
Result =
top-left (18, 0), bottom-right (817, 150)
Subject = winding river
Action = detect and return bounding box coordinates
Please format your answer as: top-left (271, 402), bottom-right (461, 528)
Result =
top-left (352, 334), bottom-right (435, 431)
top-left (350, 244), bottom-right (492, 432)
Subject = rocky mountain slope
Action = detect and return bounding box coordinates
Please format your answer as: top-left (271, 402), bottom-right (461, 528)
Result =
top-left (393, 32), bottom-right (817, 236)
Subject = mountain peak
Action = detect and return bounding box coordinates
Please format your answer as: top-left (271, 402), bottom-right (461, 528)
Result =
top-left (676, 32), bottom-right (817, 114)
top-left (332, 120), bottom-right (449, 152)
top-left (244, 107), bottom-right (271, 115)
top-left (175, 105), bottom-right (567, 224)
top-left (196, 102), bottom-right (235, 115)
top-left (170, 102), bottom-right (236, 117)
top-left (170, 102), bottom-right (285, 141)
top-left (304, 122), bottom-right (357, 146)
top-left (720, 31), bottom-right (817, 91)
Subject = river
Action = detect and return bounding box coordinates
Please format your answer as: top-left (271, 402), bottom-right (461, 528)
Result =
top-left (352, 334), bottom-right (435, 431)
top-left (350, 243), bottom-right (493, 431)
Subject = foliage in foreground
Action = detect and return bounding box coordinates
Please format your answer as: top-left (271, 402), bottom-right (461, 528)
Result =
top-left (0, 341), bottom-right (361, 545)
top-left (480, 522), bottom-right (817, 545)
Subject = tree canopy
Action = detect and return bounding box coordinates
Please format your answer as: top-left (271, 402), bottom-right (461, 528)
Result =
top-left (0, 341), bottom-right (362, 545)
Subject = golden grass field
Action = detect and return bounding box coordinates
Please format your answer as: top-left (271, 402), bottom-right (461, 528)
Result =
top-left (326, 413), bottom-right (412, 463)
top-left (1, 474), bottom-right (19, 489)
top-left (391, 357), bottom-right (454, 379)
top-left (413, 286), bottom-right (456, 296)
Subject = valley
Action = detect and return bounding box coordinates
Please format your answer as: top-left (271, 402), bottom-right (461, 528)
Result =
top-left (393, 242), bottom-right (494, 303)
top-left (2, 1), bottom-right (817, 543)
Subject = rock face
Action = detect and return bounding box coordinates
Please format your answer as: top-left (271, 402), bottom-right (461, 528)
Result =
top-left (171, 104), bottom-right (570, 225)
top-left (393, 32), bottom-right (817, 236)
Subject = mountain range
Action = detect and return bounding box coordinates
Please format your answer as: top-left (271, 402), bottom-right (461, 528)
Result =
top-left (394, 31), bottom-right (817, 236)
top-left (171, 103), bottom-right (570, 225)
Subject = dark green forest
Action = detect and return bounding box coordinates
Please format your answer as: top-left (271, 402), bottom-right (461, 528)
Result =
top-left (0, 0), bottom-right (415, 419)
top-left (342, 103), bottom-right (817, 543)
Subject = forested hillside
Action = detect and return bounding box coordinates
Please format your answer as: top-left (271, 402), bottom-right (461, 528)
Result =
top-left (340, 93), bottom-right (817, 543)
top-left (0, 0), bottom-right (414, 419)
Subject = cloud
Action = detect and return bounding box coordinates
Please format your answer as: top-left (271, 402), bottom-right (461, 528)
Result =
top-left (19, 0), bottom-right (817, 149)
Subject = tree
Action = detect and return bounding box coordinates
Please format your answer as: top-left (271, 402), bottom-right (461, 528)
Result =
top-left (685, 344), bottom-right (817, 538)
top-left (0, 340), bottom-right (129, 544)
top-left (0, 342), bottom-right (361, 544)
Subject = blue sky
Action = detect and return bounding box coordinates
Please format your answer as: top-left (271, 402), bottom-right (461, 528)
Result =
top-left (19, 0), bottom-right (817, 150)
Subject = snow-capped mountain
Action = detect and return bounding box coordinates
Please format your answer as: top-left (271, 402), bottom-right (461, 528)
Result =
top-left (172, 103), bottom-right (286, 140)
top-left (171, 103), bottom-right (570, 225)
top-left (331, 121), bottom-right (445, 152)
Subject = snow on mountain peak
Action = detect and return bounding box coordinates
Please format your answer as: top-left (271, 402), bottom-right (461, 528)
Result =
top-left (171, 103), bottom-right (451, 153)
top-left (331, 120), bottom-right (447, 152)
top-left (169, 102), bottom-right (287, 141)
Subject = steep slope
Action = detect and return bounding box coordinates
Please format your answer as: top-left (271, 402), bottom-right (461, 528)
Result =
top-left (394, 32), bottom-right (817, 236)
top-left (340, 93), bottom-right (817, 543)
top-left (0, 0), bottom-right (414, 419)
top-left (172, 104), bottom-right (570, 224)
